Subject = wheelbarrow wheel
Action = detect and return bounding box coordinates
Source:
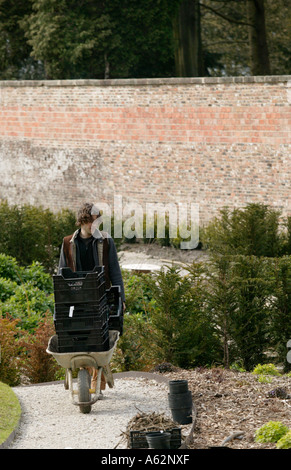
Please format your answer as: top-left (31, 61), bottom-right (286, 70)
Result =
top-left (78, 368), bottom-right (91, 414)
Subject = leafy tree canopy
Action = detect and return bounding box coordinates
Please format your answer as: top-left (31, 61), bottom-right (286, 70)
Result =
top-left (0, 0), bottom-right (290, 79)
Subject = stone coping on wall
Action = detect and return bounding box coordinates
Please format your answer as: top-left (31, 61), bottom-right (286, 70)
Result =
top-left (0, 75), bottom-right (290, 88)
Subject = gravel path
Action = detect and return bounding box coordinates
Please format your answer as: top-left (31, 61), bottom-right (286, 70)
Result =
top-left (8, 374), bottom-right (172, 449)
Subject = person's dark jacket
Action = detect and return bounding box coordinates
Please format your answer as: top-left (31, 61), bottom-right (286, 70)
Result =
top-left (58, 229), bottom-right (125, 302)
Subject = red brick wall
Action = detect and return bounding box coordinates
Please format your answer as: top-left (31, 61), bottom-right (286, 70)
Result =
top-left (0, 76), bottom-right (290, 226)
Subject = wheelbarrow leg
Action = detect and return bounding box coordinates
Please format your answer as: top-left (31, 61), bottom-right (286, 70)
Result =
top-left (103, 364), bottom-right (114, 388)
top-left (64, 368), bottom-right (70, 390)
top-left (66, 368), bottom-right (77, 403)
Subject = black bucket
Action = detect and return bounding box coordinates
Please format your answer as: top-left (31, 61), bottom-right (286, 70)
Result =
top-left (168, 386), bottom-right (192, 425)
top-left (145, 431), bottom-right (171, 449)
top-left (168, 380), bottom-right (189, 394)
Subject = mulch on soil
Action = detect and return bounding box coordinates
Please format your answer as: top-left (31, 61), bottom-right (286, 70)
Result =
top-left (161, 367), bottom-right (291, 449)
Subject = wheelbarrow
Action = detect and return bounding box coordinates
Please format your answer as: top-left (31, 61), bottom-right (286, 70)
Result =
top-left (46, 330), bottom-right (119, 414)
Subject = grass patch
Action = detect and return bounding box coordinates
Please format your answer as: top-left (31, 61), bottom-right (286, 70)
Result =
top-left (0, 382), bottom-right (21, 446)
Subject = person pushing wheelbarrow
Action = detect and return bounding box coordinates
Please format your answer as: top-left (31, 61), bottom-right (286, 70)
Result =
top-left (57, 202), bottom-right (126, 396)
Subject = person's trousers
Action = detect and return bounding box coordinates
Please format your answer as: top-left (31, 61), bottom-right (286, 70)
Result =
top-left (87, 367), bottom-right (106, 391)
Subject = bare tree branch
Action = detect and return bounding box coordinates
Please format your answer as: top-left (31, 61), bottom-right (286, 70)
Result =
top-left (199, 1), bottom-right (255, 28)
top-left (205, 40), bottom-right (249, 47)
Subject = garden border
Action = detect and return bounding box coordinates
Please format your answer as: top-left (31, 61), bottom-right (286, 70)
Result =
top-left (0, 371), bottom-right (169, 449)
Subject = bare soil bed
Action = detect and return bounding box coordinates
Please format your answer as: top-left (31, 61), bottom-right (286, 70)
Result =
top-left (162, 366), bottom-right (291, 449)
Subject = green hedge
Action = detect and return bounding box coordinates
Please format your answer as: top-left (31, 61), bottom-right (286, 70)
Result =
top-left (201, 203), bottom-right (291, 257)
top-left (0, 200), bottom-right (76, 272)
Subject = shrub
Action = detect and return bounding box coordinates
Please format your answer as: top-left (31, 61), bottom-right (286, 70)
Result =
top-left (111, 312), bottom-right (156, 372)
top-left (112, 271), bottom-right (158, 371)
top-left (122, 270), bottom-right (155, 315)
top-left (0, 254), bottom-right (54, 332)
top-left (206, 255), bottom-right (273, 371)
top-left (257, 375), bottom-right (273, 383)
top-left (252, 363), bottom-right (280, 376)
top-left (20, 311), bottom-right (61, 383)
top-left (205, 255), bottom-right (239, 368)
top-left (276, 430), bottom-right (291, 449)
top-left (0, 201), bottom-right (76, 273)
top-left (202, 203), bottom-right (285, 257)
top-left (255, 421), bottom-right (289, 443)
top-left (268, 256), bottom-right (291, 372)
top-left (117, 256), bottom-right (291, 372)
top-left (0, 277), bottom-right (18, 302)
top-left (0, 316), bottom-right (24, 386)
top-left (115, 264), bottom-right (223, 371)
top-left (144, 264), bottom-right (222, 368)
top-left (19, 261), bottom-right (53, 293)
top-left (1, 283), bottom-right (54, 332)
top-left (0, 253), bottom-right (21, 282)
top-left (0, 254), bottom-right (53, 292)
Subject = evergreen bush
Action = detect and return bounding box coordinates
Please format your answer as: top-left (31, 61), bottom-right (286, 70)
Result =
top-left (111, 312), bottom-right (156, 372)
top-left (143, 264), bottom-right (222, 368)
top-left (202, 203), bottom-right (287, 257)
top-left (0, 201), bottom-right (76, 272)
top-left (205, 255), bottom-right (276, 371)
top-left (227, 255), bottom-right (273, 371)
top-left (205, 255), bottom-right (237, 368)
top-left (267, 256), bottom-right (291, 372)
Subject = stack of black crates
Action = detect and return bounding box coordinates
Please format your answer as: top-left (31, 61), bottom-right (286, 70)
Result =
top-left (53, 267), bottom-right (123, 353)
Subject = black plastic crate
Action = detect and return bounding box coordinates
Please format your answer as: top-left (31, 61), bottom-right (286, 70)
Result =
top-left (54, 315), bottom-right (107, 333)
top-left (106, 286), bottom-right (123, 335)
top-left (57, 337), bottom-right (110, 353)
top-left (57, 327), bottom-right (109, 353)
top-left (129, 428), bottom-right (181, 449)
top-left (108, 314), bottom-right (124, 335)
top-left (54, 295), bottom-right (108, 320)
top-left (53, 267), bottom-right (106, 304)
top-left (58, 266), bottom-right (104, 279)
top-left (57, 324), bottom-right (108, 340)
top-left (106, 286), bottom-right (122, 314)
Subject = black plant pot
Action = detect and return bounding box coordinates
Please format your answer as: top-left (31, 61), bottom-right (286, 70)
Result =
top-left (168, 389), bottom-right (192, 425)
top-left (168, 380), bottom-right (188, 394)
top-left (146, 431), bottom-right (171, 449)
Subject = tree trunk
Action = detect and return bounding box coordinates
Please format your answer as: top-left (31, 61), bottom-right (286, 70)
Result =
top-left (247, 0), bottom-right (270, 75)
top-left (104, 53), bottom-right (110, 79)
top-left (173, 0), bottom-right (204, 77)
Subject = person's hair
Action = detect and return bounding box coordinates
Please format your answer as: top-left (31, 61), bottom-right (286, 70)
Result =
top-left (76, 202), bottom-right (100, 226)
